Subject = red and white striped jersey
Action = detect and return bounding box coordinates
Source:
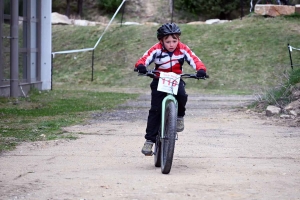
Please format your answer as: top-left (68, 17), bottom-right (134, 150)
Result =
top-left (135, 41), bottom-right (206, 74)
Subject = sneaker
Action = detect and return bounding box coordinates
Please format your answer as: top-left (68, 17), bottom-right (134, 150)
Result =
top-left (177, 117), bottom-right (184, 132)
top-left (141, 140), bottom-right (154, 156)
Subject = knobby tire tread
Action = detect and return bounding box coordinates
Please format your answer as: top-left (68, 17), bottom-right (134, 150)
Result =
top-left (154, 134), bottom-right (161, 167)
top-left (161, 101), bottom-right (176, 174)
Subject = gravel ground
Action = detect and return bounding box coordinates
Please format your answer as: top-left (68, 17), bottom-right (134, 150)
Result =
top-left (0, 93), bottom-right (300, 200)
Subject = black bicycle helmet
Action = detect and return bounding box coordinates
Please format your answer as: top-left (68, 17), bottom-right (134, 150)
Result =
top-left (157, 23), bottom-right (181, 40)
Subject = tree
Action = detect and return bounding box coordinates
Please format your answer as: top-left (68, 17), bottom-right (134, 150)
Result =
top-left (175, 0), bottom-right (251, 20)
top-left (66, 0), bottom-right (70, 17)
top-left (97, 0), bottom-right (123, 12)
top-left (65, 0), bottom-right (83, 18)
top-left (77, 0), bottom-right (83, 17)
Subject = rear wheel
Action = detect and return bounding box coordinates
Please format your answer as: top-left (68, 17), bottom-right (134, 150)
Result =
top-left (161, 101), bottom-right (177, 174)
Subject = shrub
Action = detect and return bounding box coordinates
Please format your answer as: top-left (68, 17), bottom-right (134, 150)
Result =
top-left (259, 69), bottom-right (300, 107)
top-left (97, 0), bottom-right (123, 13)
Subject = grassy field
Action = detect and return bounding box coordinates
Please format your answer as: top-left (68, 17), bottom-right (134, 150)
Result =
top-left (0, 89), bottom-right (137, 152)
top-left (0, 14), bottom-right (300, 153)
top-left (52, 15), bottom-right (300, 93)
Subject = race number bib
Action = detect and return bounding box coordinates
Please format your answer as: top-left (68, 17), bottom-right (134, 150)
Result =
top-left (157, 72), bottom-right (181, 95)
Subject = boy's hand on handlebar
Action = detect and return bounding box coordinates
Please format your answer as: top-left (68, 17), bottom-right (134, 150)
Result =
top-left (196, 69), bottom-right (207, 78)
top-left (136, 64), bottom-right (147, 74)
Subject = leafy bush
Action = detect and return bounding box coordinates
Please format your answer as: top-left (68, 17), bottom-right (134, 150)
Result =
top-left (97, 0), bottom-right (123, 13)
top-left (174, 0), bottom-right (251, 19)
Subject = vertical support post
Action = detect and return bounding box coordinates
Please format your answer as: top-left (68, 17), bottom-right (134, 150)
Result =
top-left (10, 0), bottom-right (19, 97)
top-left (37, 0), bottom-right (41, 81)
top-left (91, 49), bottom-right (94, 82)
top-left (240, 0), bottom-right (244, 19)
top-left (39, 0), bottom-right (52, 90)
top-left (23, 0), bottom-right (28, 81)
top-left (51, 53), bottom-right (53, 90)
top-left (171, 0), bottom-right (174, 23)
top-left (287, 44), bottom-right (293, 70)
top-left (0, 0), bottom-right (4, 87)
top-left (120, 0), bottom-right (126, 27)
top-left (24, 0), bottom-right (37, 84)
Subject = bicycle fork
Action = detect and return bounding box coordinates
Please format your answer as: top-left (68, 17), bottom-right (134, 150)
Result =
top-left (160, 94), bottom-right (178, 139)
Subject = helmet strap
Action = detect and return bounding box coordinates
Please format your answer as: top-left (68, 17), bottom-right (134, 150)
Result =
top-left (160, 40), bottom-right (165, 50)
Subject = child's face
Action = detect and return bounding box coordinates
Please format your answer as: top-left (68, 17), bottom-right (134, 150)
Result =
top-left (162, 35), bottom-right (179, 52)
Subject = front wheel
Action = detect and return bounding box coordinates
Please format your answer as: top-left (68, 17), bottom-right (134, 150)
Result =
top-left (154, 134), bottom-right (161, 167)
top-left (161, 101), bottom-right (177, 174)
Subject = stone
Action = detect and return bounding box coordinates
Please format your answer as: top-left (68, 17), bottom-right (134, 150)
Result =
top-left (72, 19), bottom-right (88, 26)
top-left (291, 90), bottom-right (300, 100)
top-left (51, 12), bottom-right (71, 25)
top-left (280, 114), bottom-right (291, 119)
top-left (123, 22), bottom-right (141, 25)
top-left (290, 110), bottom-right (298, 116)
top-left (266, 105), bottom-right (281, 116)
top-left (254, 5), bottom-right (295, 17)
top-left (218, 20), bottom-right (230, 24)
top-left (71, 19), bottom-right (97, 26)
top-left (187, 21), bottom-right (205, 25)
top-left (205, 19), bottom-right (220, 24)
top-left (285, 100), bottom-right (300, 111)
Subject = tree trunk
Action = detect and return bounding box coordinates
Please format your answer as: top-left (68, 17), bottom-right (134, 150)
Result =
top-left (66, 0), bottom-right (70, 17)
top-left (169, 0), bottom-right (173, 13)
top-left (77, 0), bottom-right (83, 18)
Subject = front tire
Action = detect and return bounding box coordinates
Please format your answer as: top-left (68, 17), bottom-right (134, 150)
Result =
top-left (161, 101), bottom-right (177, 174)
top-left (154, 134), bottom-right (161, 167)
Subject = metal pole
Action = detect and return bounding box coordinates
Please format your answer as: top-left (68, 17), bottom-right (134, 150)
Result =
top-left (91, 50), bottom-right (94, 81)
top-left (0, 0), bottom-right (4, 87)
top-left (51, 53), bottom-right (53, 90)
top-left (120, 1), bottom-right (126, 27)
top-left (240, 0), bottom-right (244, 19)
top-left (10, 0), bottom-right (19, 97)
top-left (287, 44), bottom-right (293, 70)
top-left (171, 0), bottom-right (174, 23)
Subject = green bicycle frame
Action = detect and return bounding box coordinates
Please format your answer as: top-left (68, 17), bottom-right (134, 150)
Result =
top-left (160, 94), bottom-right (178, 139)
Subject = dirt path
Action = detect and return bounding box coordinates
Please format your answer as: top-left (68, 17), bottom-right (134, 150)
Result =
top-left (0, 93), bottom-right (300, 200)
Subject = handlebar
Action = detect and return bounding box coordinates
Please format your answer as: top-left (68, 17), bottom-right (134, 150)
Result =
top-left (134, 68), bottom-right (209, 80)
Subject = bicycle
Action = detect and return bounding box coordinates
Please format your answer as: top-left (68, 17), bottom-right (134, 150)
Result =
top-left (135, 69), bottom-right (209, 174)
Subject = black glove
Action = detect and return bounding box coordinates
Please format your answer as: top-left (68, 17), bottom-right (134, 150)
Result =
top-left (196, 69), bottom-right (206, 78)
top-left (137, 64), bottom-right (147, 74)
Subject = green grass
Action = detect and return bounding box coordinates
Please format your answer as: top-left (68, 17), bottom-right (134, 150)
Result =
top-left (52, 15), bottom-right (300, 93)
top-left (260, 68), bottom-right (300, 107)
top-left (0, 89), bottom-right (137, 152)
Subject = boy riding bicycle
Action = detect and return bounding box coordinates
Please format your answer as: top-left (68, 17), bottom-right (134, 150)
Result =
top-left (134, 23), bottom-right (207, 156)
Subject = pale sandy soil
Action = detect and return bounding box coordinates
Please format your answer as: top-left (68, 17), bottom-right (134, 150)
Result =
top-left (0, 93), bottom-right (300, 200)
